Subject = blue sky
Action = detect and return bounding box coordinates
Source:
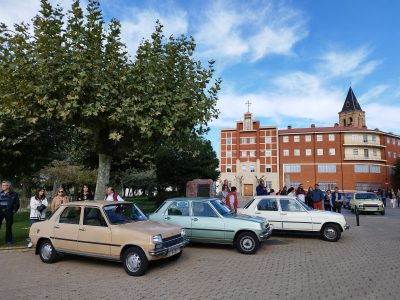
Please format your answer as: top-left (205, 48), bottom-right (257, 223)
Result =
top-left (2, 0), bottom-right (400, 154)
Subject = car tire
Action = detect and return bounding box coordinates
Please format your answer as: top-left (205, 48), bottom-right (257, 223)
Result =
top-left (122, 247), bottom-right (148, 276)
top-left (39, 239), bottom-right (58, 263)
top-left (167, 250), bottom-right (182, 261)
top-left (380, 211), bottom-right (385, 216)
top-left (236, 232), bottom-right (259, 255)
top-left (321, 224), bottom-right (341, 242)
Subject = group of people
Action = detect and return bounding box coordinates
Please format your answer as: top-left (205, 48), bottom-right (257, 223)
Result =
top-left (0, 179), bottom-right (125, 248)
top-left (220, 185), bottom-right (238, 214)
top-left (256, 180), bottom-right (344, 212)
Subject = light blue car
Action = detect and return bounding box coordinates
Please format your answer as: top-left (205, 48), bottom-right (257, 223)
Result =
top-left (149, 197), bottom-right (272, 254)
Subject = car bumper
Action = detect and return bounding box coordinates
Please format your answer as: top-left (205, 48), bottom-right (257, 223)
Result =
top-left (148, 238), bottom-right (189, 256)
top-left (357, 207), bottom-right (384, 212)
top-left (344, 224), bottom-right (350, 230)
top-left (259, 226), bottom-right (273, 241)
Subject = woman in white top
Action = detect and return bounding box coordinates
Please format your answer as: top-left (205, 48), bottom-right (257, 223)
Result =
top-left (28, 187), bottom-right (48, 248)
top-left (220, 185), bottom-right (229, 205)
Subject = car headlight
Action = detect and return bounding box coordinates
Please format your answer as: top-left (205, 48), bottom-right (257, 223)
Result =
top-left (152, 234), bottom-right (162, 244)
top-left (378, 201), bottom-right (383, 206)
top-left (181, 228), bottom-right (186, 236)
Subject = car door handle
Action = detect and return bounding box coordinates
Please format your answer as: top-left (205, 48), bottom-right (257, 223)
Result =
top-left (192, 218), bottom-right (198, 221)
top-left (164, 216), bottom-right (171, 220)
top-left (53, 225), bottom-right (60, 229)
top-left (281, 213), bottom-right (287, 215)
top-left (255, 212), bottom-right (261, 214)
top-left (79, 227), bottom-right (86, 231)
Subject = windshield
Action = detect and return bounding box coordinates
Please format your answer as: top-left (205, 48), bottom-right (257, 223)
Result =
top-left (355, 193), bottom-right (378, 200)
top-left (210, 199), bottom-right (232, 215)
top-left (297, 199), bottom-right (312, 211)
top-left (103, 203), bottom-right (148, 224)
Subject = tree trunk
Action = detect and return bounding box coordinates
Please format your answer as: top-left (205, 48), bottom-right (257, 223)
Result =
top-left (94, 153), bottom-right (112, 200)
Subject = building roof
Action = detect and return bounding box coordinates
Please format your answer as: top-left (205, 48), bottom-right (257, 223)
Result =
top-left (341, 87), bottom-right (363, 112)
top-left (279, 126), bottom-right (369, 134)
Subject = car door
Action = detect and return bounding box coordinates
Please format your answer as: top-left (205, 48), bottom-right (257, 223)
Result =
top-left (52, 206), bottom-right (81, 251)
top-left (77, 207), bottom-right (111, 256)
top-left (162, 201), bottom-right (192, 237)
top-left (254, 198), bottom-right (282, 229)
top-left (279, 198), bottom-right (313, 231)
top-left (190, 201), bottom-right (225, 242)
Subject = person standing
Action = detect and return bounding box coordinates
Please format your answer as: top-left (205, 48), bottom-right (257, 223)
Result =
top-left (324, 189), bottom-right (332, 211)
top-left (220, 185), bottom-right (229, 204)
top-left (311, 184), bottom-right (324, 210)
top-left (77, 184), bottom-right (94, 201)
top-left (331, 187), bottom-right (343, 213)
top-left (397, 188), bottom-right (400, 208)
top-left (226, 186), bottom-right (238, 214)
top-left (287, 187), bottom-right (296, 197)
top-left (27, 187), bottom-right (48, 248)
top-left (50, 187), bottom-right (70, 211)
top-left (0, 180), bottom-right (20, 247)
top-left (104, 186), bottom-right (124, 201)
top-left (381, 189), bottom-right (387, 208)
top-left (306, 187), bottom-right (314, 208)
top-left (280, 186), bottom-right (288, 195)
top-left (256, 180), bottom-right (267, 196)
top-left (296, 184), bottom-right (306, 203)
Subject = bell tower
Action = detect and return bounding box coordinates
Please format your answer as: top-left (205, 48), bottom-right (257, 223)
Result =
top-left (338, 87), bottom-right (366, 128)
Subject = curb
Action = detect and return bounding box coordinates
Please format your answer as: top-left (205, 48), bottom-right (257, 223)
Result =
top-left (0, 246), bottom-right (33, 253)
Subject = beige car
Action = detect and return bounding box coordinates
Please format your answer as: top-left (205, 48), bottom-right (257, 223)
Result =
top-left (29, 201), bottom-right (188, 276)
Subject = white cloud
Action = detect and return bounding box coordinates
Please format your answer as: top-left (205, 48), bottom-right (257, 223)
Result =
top-left (359, 84), bottom-right (389, 103)
top-left (364, 103), bottom-right (400, 132)
top-left (0, 0), bottom-right (40, 27)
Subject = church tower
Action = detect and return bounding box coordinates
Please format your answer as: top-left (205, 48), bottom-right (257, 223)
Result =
top-left (338, 87), bottom-right (366, 128)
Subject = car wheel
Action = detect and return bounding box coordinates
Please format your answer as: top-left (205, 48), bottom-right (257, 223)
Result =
top-left (236, 232), bottom-right (259, 255)
top-left (381, 211), bottom-right (385, 216)
top-left (39, 239), bottom-right (58, 263)
top-left (321, 224), bottom-right (341, 242)
top-left (167, 250), bottom-right (182, 261)
top-left (122, 247), bottom-right (148, 276)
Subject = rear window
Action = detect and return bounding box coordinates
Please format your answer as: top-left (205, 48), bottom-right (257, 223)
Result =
top-left (355, 193), bottom-right (378, 200)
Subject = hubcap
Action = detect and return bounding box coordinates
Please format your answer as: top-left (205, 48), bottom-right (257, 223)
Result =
top-left (126, 253), bottom-right (141, 273)
top-left (41, 243), bottom-right (53, 260)
top-left (324, 227), bottom-right (337, 240)
top-left (241, 237), bottom-right (255, 251)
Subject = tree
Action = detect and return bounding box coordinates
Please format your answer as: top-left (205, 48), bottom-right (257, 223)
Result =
top-left (155, 136), bottom-right (220, 193)
top-left (0, 0), bottom-right (220, 199)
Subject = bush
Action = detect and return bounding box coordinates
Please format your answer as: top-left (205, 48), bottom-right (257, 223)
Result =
top-left (150, 191), bottom-right (183, 208)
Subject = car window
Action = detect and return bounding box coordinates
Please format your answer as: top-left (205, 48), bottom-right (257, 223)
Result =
top-left (83, 207), bottom-right (107, 227)
top-left (59, 206), bottom-right (81, 224)
top-left (257, 199), bottom-right (278, 211)
top-left (103, 203), bottom-right (147, 224)
top-left (192, 202), bottom-right (218, 217)
top-left (355, 193), bottom-right (378, 200)
top-left (280, 199), bottom-right (304, 212)
top-left (166, 201), bottom-right (189, 216)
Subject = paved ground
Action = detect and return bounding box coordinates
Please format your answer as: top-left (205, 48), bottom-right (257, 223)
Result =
top-left (1, 207), bottom-right (399, 300)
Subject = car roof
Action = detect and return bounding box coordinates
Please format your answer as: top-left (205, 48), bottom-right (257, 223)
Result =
top-left (166, 197), bottom-right (219, 202)
top-left (61, 201), bottom-right (131, 208)
top-left (253, 195), bottom-right (295, 199)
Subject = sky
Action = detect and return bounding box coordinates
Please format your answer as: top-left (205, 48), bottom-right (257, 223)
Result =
top-left (1, 0), bottom-right (400, 154)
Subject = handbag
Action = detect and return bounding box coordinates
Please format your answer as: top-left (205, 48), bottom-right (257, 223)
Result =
top-left (37, 203), bottom-right (47, 212)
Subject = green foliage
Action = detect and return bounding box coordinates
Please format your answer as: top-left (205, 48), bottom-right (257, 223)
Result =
top-left (149, 190), bottom-right (183, 208)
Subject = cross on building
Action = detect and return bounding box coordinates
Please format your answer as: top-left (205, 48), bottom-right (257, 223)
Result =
top-left (245, 100), bottom-right (252, 112)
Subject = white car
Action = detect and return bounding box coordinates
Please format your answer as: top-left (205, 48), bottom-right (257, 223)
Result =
top-left (238, 196), bottom-right (350, 242)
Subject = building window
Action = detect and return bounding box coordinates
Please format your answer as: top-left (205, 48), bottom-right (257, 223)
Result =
top-left (352, 135), bottom-right (357, 142)
top-left (283, 136), bottom-right (289, 143)
top-left (388, 151), bottom-right (391, 158)
top-left (241, 137), bottom-right (247, 144)
top-left (364, 149), bottom-right (369, 158)
top-left (329, 134), bottom-right (335, 141)
top-left (294, 135), bottom-right (300, 142)
top-left (353, 149), bottom-right (359, 156)
top-left (226, 151), bottom-right (232, 158)
top-left (354, 164), bottom-right (369, 173)
top-left (284, 164), bottom-right (301, 173)
top-left (319, 182), bottom-right (336, 191)
top-left (394, 153), bottom-right (397, 159)
top-left (363, 134), bottom-right (368, 143)
top-left (265, 136), bottom-right (271, 144)
top-left (283, 149), bottom-right (289, 156)
top-left (370, 165), bottom-right (381, 173)
top-left (387, 137), bottom-right (390, 144)
top-left (355, 183), bottom-right (369, 191)
top-left (245, 118), bottom-right (251, 130)
top-left (226, 138), bottom-right (232, 145)
top-left (265, 150), bottom-right (271, 157)
top-left (249, 151), bottom-right (255, 157)
top-left (241, 151), bottom-right (246, 157)
top-left (317, 135), bottom-right (323, 142)
top-left (305, 149), bottom-right (312, 156)
top-left (250, 165), bottom-right (255, 173)
top-left (398, 139), bottom-right (400, 146)
top-left (393, 138), bottom-right (396, 145)
top-left (305, 135), bottom-right (311, 142)
top-left (318, 164), bottom-right (336, 173)
top-left (265, 181), bottom-right (273, 189)
top-left (371, 135), bottom-right (376, 142)
top-left (373, 149), bottom-right (377, 157)
top-left (226, 165), bottom-right (232, 173)
top-left (294, 149), bottom-right (300, 156)
top-left (329, 148), bottom-right (336, 155)
top-left (250, 137), bottom-right (255, 144)
top-left (242, 165), bottom-right (247, 172)
top-left (317, 149), bottom-right (323, 156)
top-left (265, 165), bottom-right (272, 173)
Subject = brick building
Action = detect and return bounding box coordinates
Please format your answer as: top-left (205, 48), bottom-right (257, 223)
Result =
top-left (219, 87), bottom-right (400, 195)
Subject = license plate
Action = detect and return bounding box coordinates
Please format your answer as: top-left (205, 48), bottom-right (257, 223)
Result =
top-left (166, 247), bottom-right (180, 257)
top-left (365, 207), bottom-right (377, 211)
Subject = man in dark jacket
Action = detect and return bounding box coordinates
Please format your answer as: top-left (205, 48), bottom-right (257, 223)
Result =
top-left (256, 180), bottom-right (267, 196)
top-left (310, 184), bottom-right (324, 210)
top-left (0, 180), bottom-right (20, 246)
top-left (331, 186), bottom-right (343, 213)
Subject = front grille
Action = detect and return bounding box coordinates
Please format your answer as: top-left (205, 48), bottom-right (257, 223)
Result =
top-left (162, 234), bottom-right (184, 248)
top-left (363, 204), bottom-right (379, 208)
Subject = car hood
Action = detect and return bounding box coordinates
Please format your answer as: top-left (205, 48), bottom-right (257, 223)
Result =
top-left (308, 210), bottom-right (346, 221)
top-left (112, 220), bottom-right (182, 239)
top-left (224, 213), bottom-right (266, 224)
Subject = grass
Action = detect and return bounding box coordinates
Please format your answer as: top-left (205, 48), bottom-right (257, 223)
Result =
top-left (0, 197), bottom-right (158, 248)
